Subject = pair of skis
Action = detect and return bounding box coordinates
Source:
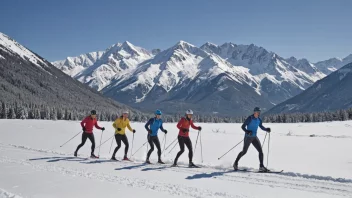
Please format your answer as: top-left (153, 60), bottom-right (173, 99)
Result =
top-left (235, 169), bottom-right (283, 173)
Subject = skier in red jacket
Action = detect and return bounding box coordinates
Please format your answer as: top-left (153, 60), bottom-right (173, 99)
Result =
top-left (74, 110), bottom-right (105, 158)
top-left (173, 109), bottom-right (202, 167)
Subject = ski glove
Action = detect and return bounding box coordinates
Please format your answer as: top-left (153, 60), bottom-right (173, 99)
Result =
top-left (266, 128), bottom-right (271, 133)
top-left (245, 130), bottom-right (252, 135)
top-left (197, 126), bottom-right (202, 131)
top-left (147, 129), bottom-right (152, 134)
top-left (182, 128), bottom-right (189, 133)
top-left (163, 129), bottom-right (168, 134)
top-left (133, 129), bottom-right (136, 133)
top-left (117, 128), bottom-right (122, 131)
top-left (82, 127), bottom-right (86, 132)
top-left (101, 127), bottom-right (105, 131)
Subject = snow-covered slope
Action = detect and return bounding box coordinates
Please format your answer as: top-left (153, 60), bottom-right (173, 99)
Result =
top-left (315, 54), bottom-right (352, 75)
top-left (0, 32), bottom-right (49, 69)
top-left (201, 42), bottom-right (326, 104)
top-left (52, 51), bottom-right (104, 76)
top-left (103, 41), bottom-right (272, 116)
top-left (0, 120), bottom-right (351, 198)
top-left (266, 62), bottom-right (352, 114)
top-left (73, 41), bottom-right (153, 91)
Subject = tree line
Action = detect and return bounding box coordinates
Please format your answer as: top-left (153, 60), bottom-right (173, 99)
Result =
top-left (1, 101), bottom-right (352, 123)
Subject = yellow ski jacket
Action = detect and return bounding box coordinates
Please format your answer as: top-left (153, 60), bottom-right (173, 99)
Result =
top-left (112, 117), bottom-right (133, 135)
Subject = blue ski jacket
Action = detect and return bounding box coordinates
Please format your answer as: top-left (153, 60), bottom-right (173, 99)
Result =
top-left (241, 115), bottom-right (268, 137)
top-left (145, 117), bottom-right (165, 136)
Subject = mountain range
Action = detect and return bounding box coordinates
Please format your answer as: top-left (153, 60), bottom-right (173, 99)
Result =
top-left (53, 40), bottom-right (352, 116)
top-left (0, 32), bottom-right (142, 117)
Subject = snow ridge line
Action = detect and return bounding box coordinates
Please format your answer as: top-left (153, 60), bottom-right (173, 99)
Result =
top-left (0, 188), bottom-right (23, 198)
top-left (0, 156), bottom-right (244, 198)
top-left (3, 143), bottom-right (352, 184)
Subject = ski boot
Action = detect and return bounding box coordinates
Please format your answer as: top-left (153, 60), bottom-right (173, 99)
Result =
top-left (189, 162), bottom-right (198, 168)
top-left (111, 156), bottom-right (118, 161)
top-left (259, 166), bottom-right (269, 172)
top-left (123, 155), bottom-right (131, 161)
top-left (74, 151), bottom-right (78, 157)
top-left (233, 162), bottom-right (239, 171)
top-left (90, 153), bottom-right (99, 158)
top-left (145, 159), bottom-right (151, 164)
top-left (157, 159), bottom-right (165, 164)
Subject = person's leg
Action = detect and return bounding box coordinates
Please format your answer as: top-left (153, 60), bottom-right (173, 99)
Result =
top-left (234, 137), bottom-right (253, 165)
top-left (75, 132), bottom-right (88, 153)
top-left (121, 135), bottom-right (129, 157)
top-left (87, 133), bottom-right (95, 155)
top-left (146, 135), bottom-right (154, 160)
top-left (112, 134), bottom-right (122, 158)
top-left (174, 136), bottom-right (185, 164)
top-left (252, 137), bottom-right (264, 167)
top-left (152, 136), bottom-right (162, 161)
top-left (184, 137), bottom-right (193, 163)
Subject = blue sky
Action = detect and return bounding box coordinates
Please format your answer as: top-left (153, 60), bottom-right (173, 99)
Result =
top-left (1, 0), bottom-right (351, 62)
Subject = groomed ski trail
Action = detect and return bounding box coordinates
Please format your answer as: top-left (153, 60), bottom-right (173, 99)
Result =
top-left (0, 143), bottom-right (351, 198)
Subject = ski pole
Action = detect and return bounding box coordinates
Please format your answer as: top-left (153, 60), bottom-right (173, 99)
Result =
top-left (267, 133), bottom-right (271, 168)
top-left (262, 133), bottom-right (267, 148)
top-left (194, 130), bottom-right (200, 155)
top-left (164, 137), bottom-right (178, 151)
top-left (98, 129), bottom-right (104, 157)
top-left (132, 141), bottom-right (148, 156)
top-left (200, 131), bottom-right (203, 163)
top-left (167, 140), bottom-right (179, 155)
top-left (130, 133), bottom-right (135, 158)
top-left (217, 139), bottom-right (244, 160)
top-left (163, 133), bottom-right (167, 156)
top-left (96, 135), bottom-right (114, 149)
top-left (60, 131), bottom-right (82, 147)
top-left (109, 134), bottom-right (114, 154)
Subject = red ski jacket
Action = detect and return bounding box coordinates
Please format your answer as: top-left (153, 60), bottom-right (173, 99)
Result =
top-left (177, 117), bottom-right (199, 137)
top-left (80, 116), bottom-right (102, 133)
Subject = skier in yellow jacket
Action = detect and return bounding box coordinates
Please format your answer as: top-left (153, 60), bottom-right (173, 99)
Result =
top-left (111, 111), bottom-right (136, 161)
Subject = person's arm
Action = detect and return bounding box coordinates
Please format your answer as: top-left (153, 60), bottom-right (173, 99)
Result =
top-left (190, 120), bottom-right (199, 130)
top-left (259, 119), bottom-right (269, 131)
top-left (127, 120), bottom-right (133, 132)
top-left (95, 120), bottom-right (103, 130)
top-left (145, 118), bottom-right (152, 131)
top-left (241, 116), bottom-right (251, 132)
top-left (176, 118), bottom-right (183, 130)
top-left (112, 119), bottom-right (117, 129)
top-left (160, 120), bottom-right (165, 131)
top-left (80, 117), bottom-right (87, 128)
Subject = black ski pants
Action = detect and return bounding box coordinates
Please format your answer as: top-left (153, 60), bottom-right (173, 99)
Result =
top-left (112, 134), bottom-right (129, 157)
top-left (146, 135), bottom-right (162, 160)
top-left (235, 136), bottom-right (264, 167)
top-left (174, 136), bottom-right (193, 164)
top-left (76, 132), bottom-right (95, 154)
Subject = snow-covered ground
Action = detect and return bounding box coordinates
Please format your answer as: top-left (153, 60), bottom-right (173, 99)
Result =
top-left (0, 120), bottom-right (351, 198)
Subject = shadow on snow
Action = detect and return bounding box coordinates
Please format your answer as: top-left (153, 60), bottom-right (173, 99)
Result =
top-left (28, 156), bottom-right (88, 163)
top-left (186, 170), bottom-right (234, 180)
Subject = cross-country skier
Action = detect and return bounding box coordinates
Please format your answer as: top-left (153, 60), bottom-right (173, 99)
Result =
top-left (173, 109), bottom-right (202, 167)
top-left (111, 111), bottom-right (136, 161)
top-left (144, 109), bottom-right (167, 164)
top-left (74, 110), bottom-right (105, 158)
top-left (233, 107), bottom-right (271, 172)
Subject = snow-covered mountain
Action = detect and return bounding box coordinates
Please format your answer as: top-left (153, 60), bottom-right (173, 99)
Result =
top-left (53, 40), bottom-right (336, 116)
top-left (314, 54), bottom-right (352, 75)
top-left (52, 51), bottom-right (104, 76)
top-left (266, 62), bottom-right (352, 114)
top-left (102, 41), bottom-right (272, 116)
top-left (0, 32), bottom-right (140, 116)
top-left (201, 42), bottom-right (326, 104)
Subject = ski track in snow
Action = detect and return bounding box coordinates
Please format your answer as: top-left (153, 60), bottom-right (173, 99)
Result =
top-left (1, 143), bottom-right (352, 198)
top-left (0, 188), bottom-right (22, 198)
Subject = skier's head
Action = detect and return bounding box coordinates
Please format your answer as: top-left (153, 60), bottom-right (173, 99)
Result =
top-left (90, 110), bottom-right (97, 118)
top-left (185, 109), bottom-right (193, 119)
top-left (253, 107), bottom-right (261, 118)
top-left (155, 109), bottom-right (162, 119)
top-left (122, 110), bottom-right (129, 118)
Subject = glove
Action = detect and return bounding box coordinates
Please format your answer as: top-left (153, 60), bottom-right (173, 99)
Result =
top-left (101, 127), bottom-right (105, 131)
top-left (82, 127), bottom-right (86, 132)
top-left (182, 128), bottom-right (189, 133)
top-left (133, 129), bottom-right (136, 133)
top-left (245, 130), bottom-right (252, 135)
top-left (266, 128), bottom-right (271, 133)
top-left (163, 129), bottom-right (168, 134)
top-left (197, 126), bottom-right (202, 131)
top-left (147, 129), bottom-right (152, 134)
top-left (117, 128), bottom-right (121, 131)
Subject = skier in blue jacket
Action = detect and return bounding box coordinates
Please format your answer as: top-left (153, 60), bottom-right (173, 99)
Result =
top-left (234, 107), bottom-right (271, 172)
top-left (145, 110), bottom-right (167, 164)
